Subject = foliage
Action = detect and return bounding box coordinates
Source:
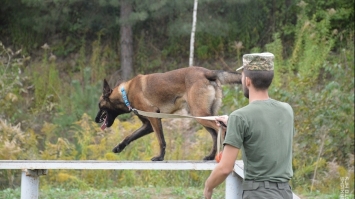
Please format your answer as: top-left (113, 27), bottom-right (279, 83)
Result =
top-left (0, 42), bottom-right (31, 123)
top-left (2, 0), bottom-right (353, 59)
top-left (300, 0), bottom-right (354, 48)
top-left (0, 0), bottom-right (354, 197)
top-left (0, 119), bottom-right (39, 189)
top-left (290, 2), bottom-right (336, 82)
top-left (290, 49), bottom-right (354, 193)
top-left (32, 114), bottom-right (216, 189)
top-left (0, 186), bottom-right (227, 199)
top-left (32, 45), bottom-right (61, 110)
top-left (221, 12), bottom-right (354, 195)
top-left (265, 33), bottom-right (285, 86)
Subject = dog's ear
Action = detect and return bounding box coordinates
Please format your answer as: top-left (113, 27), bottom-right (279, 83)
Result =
top-left (103, 79), bottom-right (112, 99)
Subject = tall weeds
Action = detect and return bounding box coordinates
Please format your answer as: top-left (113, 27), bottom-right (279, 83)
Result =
top-left (32, 45), bottom-right (61, 111)
top-left (36, 114), bottom-right (213, 189)
top-left (0, 7), bottom-right (354, 195)
top-left (222, 5), bottom-right (354, 194)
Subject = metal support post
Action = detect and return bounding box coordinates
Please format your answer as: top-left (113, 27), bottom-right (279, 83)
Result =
top-left (225, 171), bottom-right (243, 199)
top-left (21, 169), bottom-right (47, 199)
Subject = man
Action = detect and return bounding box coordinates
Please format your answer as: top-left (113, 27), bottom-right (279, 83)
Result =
top-left (204, 52), bottom-right (294, 199)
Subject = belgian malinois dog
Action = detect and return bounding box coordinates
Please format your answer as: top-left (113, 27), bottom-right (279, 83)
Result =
top-left (95, 66), bottom-right (241, 161)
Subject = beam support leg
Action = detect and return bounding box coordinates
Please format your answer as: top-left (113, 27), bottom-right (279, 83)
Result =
top-left (225, 172), bottom-right (243, 199)
top-left (21, 169), bottom-right (47, 199)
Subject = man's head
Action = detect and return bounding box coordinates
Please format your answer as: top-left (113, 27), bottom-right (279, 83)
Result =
top-left (236, 52), bottom-right (275, 98)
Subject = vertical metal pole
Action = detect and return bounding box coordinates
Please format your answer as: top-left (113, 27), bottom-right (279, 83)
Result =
top-left (21, 170), bottom-right (39, 199)
top-left (226, 172), bottom-right (243, 199)
top-left (189, 0), bottom-right (198, 66)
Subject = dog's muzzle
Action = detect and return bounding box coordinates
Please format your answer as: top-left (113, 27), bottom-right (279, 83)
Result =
top-left (96, 110), bottom-right (108, 130)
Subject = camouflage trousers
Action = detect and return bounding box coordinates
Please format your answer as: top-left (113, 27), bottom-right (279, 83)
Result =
top-left (242, 180), bottom-right (293, 199)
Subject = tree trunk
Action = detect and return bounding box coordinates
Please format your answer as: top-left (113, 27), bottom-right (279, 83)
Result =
top-left (120, 0), bottom-right (133, 80)
top-left (189, 0), bottom-right (198, 67)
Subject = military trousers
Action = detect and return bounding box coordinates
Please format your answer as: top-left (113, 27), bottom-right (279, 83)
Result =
top-left (242, 180), bottom-right (293, 199)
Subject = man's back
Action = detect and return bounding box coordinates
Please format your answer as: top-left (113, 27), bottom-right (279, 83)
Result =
top-left (224, 98), bottom-right (294, 182)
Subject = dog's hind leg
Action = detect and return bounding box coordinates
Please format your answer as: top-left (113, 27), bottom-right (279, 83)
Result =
top-left (203, 126), bottom-right (218, 161)
top-left (148, 117), bottom-right (166, 161)
top-left (194, 116), bottom-right (219, 160)
top-left (113, 116), bottom-right (153, 153)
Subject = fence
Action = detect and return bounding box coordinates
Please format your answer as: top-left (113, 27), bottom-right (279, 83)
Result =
top-left (0, 160), bottom-right (299, 199)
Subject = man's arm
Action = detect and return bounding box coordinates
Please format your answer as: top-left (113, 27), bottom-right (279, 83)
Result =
top-left (204, 144), bottom-right (240, 199)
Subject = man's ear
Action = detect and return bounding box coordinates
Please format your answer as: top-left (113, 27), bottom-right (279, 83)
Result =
top-left (103, 79), bottom-right (112, 99)
top-left (245, 76), bottom-right (252, 88)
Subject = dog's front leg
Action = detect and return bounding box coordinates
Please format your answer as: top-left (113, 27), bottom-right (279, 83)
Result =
top-left (113, 117), bottom-right (153, 153)
top-left (149, 118), bottom-right (166, 161)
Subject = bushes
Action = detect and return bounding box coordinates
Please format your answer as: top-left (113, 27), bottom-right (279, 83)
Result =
top-left (36, 114), bottom-right (214, 189)
top-left (222, 9), bottom-right (354, 194)
top-left (0, 2), bottom-right (354, 195)
top-left (2, 41), bottom-right (353, 195)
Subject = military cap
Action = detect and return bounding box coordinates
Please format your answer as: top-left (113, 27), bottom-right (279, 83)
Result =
top-left (236, 52), bottom-right (274, 71)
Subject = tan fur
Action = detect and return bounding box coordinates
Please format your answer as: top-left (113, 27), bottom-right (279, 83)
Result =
top-left (95, 66), bottom-right (241, 161)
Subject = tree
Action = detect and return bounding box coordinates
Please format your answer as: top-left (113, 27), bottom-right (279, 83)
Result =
top-left (120, 0), bottom-right (133, 80)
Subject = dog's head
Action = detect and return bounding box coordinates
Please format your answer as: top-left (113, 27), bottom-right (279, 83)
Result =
top-left (95, 79), bottom-right (129, 130)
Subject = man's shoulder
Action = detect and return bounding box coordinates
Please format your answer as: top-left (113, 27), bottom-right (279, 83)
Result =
top-left (229, 105), bottom-right (255, 120)
top-left (231, 99), bottom-right (293, 116)
top-left (272, 98), bottom-right (290, 105)
top-left (230, 105), bottom-right (250, 115)
top-left (273, 99), bottom-right (293, 111)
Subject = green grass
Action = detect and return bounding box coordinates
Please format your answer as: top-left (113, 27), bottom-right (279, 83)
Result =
top-left (0, 186), bottom-right (225, 199)
top-left (1, 186), bottom-right (351, 199)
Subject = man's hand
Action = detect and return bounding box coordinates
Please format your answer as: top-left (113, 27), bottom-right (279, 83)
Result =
top-left (203, 145), bottom-right (239, 199)
top-left (215, 115), bottom-right (228, 129)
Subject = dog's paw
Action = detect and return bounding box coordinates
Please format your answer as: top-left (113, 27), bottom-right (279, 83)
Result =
top-left (151, 156), bottom-right (164, 161)
top-left (112, 147), bottom-right (120, 153)
top-left (112, 144), bottom-right (125, 153)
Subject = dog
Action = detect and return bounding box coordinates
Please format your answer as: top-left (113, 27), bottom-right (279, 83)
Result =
top-left (95, 66), bottom-right (241, 161)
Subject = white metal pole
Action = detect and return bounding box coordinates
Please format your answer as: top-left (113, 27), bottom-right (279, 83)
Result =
top-left (225, 172), bottom-right (243, 199)
top-left (21, 170), bottom-right (39, 199)
top-left (189, 0), bottom-right (198, 66)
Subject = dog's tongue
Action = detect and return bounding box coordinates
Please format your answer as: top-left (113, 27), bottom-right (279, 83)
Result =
top-left (100, 118), bottom-right (107, 130)
top-left (101, 123), bottom-right (107, 131)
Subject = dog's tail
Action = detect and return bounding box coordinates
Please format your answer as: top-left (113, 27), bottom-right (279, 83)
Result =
top-left (215, 71), bottom-right (242, 85)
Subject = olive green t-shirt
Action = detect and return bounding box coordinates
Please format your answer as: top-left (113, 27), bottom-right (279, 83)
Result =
top-left (224, 98), bottom-right (294, 182)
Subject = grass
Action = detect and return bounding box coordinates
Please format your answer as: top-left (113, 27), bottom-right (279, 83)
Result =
top-left (1, 186), bottom-right (352, 199)
top-left (0, 186), bottom-right (226, 199)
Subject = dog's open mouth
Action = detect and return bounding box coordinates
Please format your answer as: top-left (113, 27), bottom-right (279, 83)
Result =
top-left (98, 110), bottom-right (108, 130)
